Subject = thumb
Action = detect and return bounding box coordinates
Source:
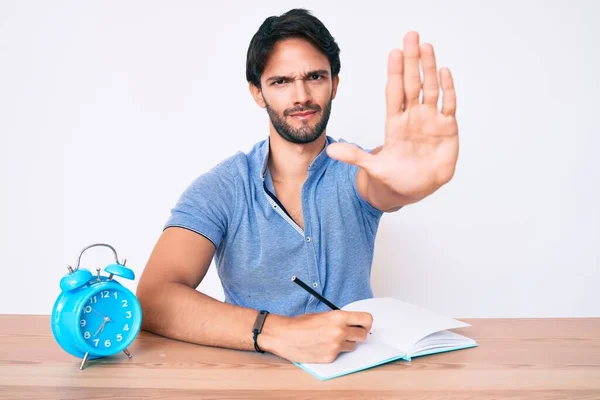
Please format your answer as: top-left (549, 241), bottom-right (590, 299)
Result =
top-left (326, 143), bottom-right (375, 168)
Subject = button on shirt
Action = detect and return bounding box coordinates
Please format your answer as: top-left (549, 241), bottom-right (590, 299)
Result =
top-left (164, 135), bottom-right (384, 317)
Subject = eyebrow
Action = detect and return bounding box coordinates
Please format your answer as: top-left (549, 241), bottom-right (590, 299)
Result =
top-left (265, 69), bottom-right (330, 84)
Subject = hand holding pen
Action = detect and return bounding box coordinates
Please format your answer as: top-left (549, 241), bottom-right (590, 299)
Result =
top-left (252, 276), bottom-right (373, 364)
top-left (291, 276), bottom-right (372, 334)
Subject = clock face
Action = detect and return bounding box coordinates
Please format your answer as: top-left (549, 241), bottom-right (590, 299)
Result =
top-left (78, 287), bottom-right (137, 353)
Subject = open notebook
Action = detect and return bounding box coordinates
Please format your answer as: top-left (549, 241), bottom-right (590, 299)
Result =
top-left (293, 297), bottom-right (478, 380)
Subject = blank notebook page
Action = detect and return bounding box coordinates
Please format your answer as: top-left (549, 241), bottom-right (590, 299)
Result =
top-left (342, 297), bottom-right (470, 352)
top-left (410, 329), bottom-right (476, 356)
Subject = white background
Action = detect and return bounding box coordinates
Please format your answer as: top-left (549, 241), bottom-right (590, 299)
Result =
top-left (1, 0), bottom-right (598, 317)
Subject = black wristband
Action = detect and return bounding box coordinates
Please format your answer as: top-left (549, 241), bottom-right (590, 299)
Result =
top-left (252, 310), bottom-right (269, 353)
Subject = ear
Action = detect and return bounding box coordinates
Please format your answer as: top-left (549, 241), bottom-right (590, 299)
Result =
top-left (249, 83), bottom-right (266, 108)
top-left (331, 75), bottom-right (340, 100)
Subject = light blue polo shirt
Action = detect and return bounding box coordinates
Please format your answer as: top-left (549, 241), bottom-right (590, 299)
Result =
top-left (164, 135), bottom-right (384, 317)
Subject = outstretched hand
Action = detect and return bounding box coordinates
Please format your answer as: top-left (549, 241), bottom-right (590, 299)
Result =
top-left (327, 31), bottom-right (459, 205)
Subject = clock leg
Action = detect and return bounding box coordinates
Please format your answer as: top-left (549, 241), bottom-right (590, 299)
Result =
top-left (79, 352), bottom-right (90, 370)
top-left (123, 348), bottom-right (132, 358)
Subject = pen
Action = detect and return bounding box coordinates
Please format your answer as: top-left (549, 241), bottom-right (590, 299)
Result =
top-left (291, 275), bottom-right (340, 310)
top-left (291, 276), bottom-right (371, 334)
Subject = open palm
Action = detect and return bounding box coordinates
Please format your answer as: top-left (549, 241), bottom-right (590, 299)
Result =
top-left (327, 31), bottom-right (459, 201)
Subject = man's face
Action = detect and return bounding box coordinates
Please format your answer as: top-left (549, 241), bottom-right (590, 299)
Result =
top-left (257, 38), bottom-right (338, 144)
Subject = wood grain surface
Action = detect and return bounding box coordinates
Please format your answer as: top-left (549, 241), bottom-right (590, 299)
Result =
top-left (0, 315), bottom-right (599, 399)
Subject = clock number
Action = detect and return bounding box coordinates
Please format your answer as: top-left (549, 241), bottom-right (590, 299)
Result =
top-left (80, 319), bottom-right (86, 327)
top-left (113, 292), bottom-right (118, 299)
top-left (93, 339), bottom-right (99, 347)
top-left (123, 324), bottom-right (129, 331)
top-left (101, 290), bottom-right (109, 299)
top-left (122, 300), bottom-right (128, 308)
top-left (125, 311), bottom-right (132, 319)
top-left (89, 296), bottom-right (97, 304)
top-left (104, 340), bottom-right (111, 347)
top-left (84, 306), bottom-right (92, 314)
top-left (84, 331), bottom-right (91, 339)
top-left (116, 334), bottom-right (123, 342)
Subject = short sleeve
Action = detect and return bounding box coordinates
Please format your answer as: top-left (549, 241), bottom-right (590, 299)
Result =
top-left (163, 158), bottom-right (238, 249)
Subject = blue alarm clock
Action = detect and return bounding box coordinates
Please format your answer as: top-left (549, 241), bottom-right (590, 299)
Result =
top-left (51, 243), bottom-right (142, 369)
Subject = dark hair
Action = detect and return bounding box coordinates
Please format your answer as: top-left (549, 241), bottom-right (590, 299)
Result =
top-left (246, 8), bottom-right (341, 88)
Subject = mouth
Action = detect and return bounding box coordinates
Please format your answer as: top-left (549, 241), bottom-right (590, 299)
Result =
top-left (289, 111), bottom-right (317, 120)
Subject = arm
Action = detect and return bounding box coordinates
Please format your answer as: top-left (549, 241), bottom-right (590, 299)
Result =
top-left (136, 227), bottom-right (373, 363)
top-left (355, 146), bottom-right (416, 213)
top-left (137, 226), bottom-right (275, 351)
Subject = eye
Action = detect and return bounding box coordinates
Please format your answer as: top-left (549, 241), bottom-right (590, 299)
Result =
top-left (272, 79), bottom-right (287, 86)
top-left (309, 74), bottom-right (323, 81)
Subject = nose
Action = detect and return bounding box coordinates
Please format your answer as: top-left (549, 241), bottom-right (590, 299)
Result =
top-left (291, 79), bottom-right (312, 105)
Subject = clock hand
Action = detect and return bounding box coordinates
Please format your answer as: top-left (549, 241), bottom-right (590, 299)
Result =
top-left (91, 308), bottom-right (106, 318)
top-left (94, 320), bottom-right (106, 337)
top-left (93, 316), bottom-right (111, 337)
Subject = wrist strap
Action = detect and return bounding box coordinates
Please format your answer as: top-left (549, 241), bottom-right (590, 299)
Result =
top-left (252, 310), bottom-right (269, 353)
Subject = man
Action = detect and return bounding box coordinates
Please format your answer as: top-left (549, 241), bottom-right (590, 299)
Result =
top-left (136, 8), bottom-right (458, 364)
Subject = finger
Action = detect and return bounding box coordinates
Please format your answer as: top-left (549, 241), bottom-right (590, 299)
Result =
top-left (420, 43), bottom-right (439, 106)
top-left (440, 67), bottom-right (456, 116)
top-left (326, 143), bottom-right (375, 169)
top-left (344, 326), bottom-right (369, 342)
top-left (403, 31), bottom-right (422, 108)
top-left (344, 311), bottom-right (373, 332)
top-left (385, 49), bottom-right (404, 118)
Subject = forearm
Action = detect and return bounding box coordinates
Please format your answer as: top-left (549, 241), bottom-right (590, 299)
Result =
top-left (360, 169), bottom-right (419, 211)
top-left (138, 281), bottom-right (288, 352)
top-left (355, 146), bottom-right (422, 211)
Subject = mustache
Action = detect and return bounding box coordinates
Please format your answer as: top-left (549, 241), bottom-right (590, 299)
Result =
top-left (283, 104), bottom-right (321, 116)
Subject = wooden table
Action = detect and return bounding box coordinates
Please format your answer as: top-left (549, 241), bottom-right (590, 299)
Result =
top-left (1, 315), bottom-right (599, 399)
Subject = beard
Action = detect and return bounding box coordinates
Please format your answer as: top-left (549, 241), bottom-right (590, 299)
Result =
top-left (265, 97), bottom-right (332, 145)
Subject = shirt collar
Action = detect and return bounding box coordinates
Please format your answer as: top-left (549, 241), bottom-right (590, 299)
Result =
top-left (259, 135), bottom-right (336, 182)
